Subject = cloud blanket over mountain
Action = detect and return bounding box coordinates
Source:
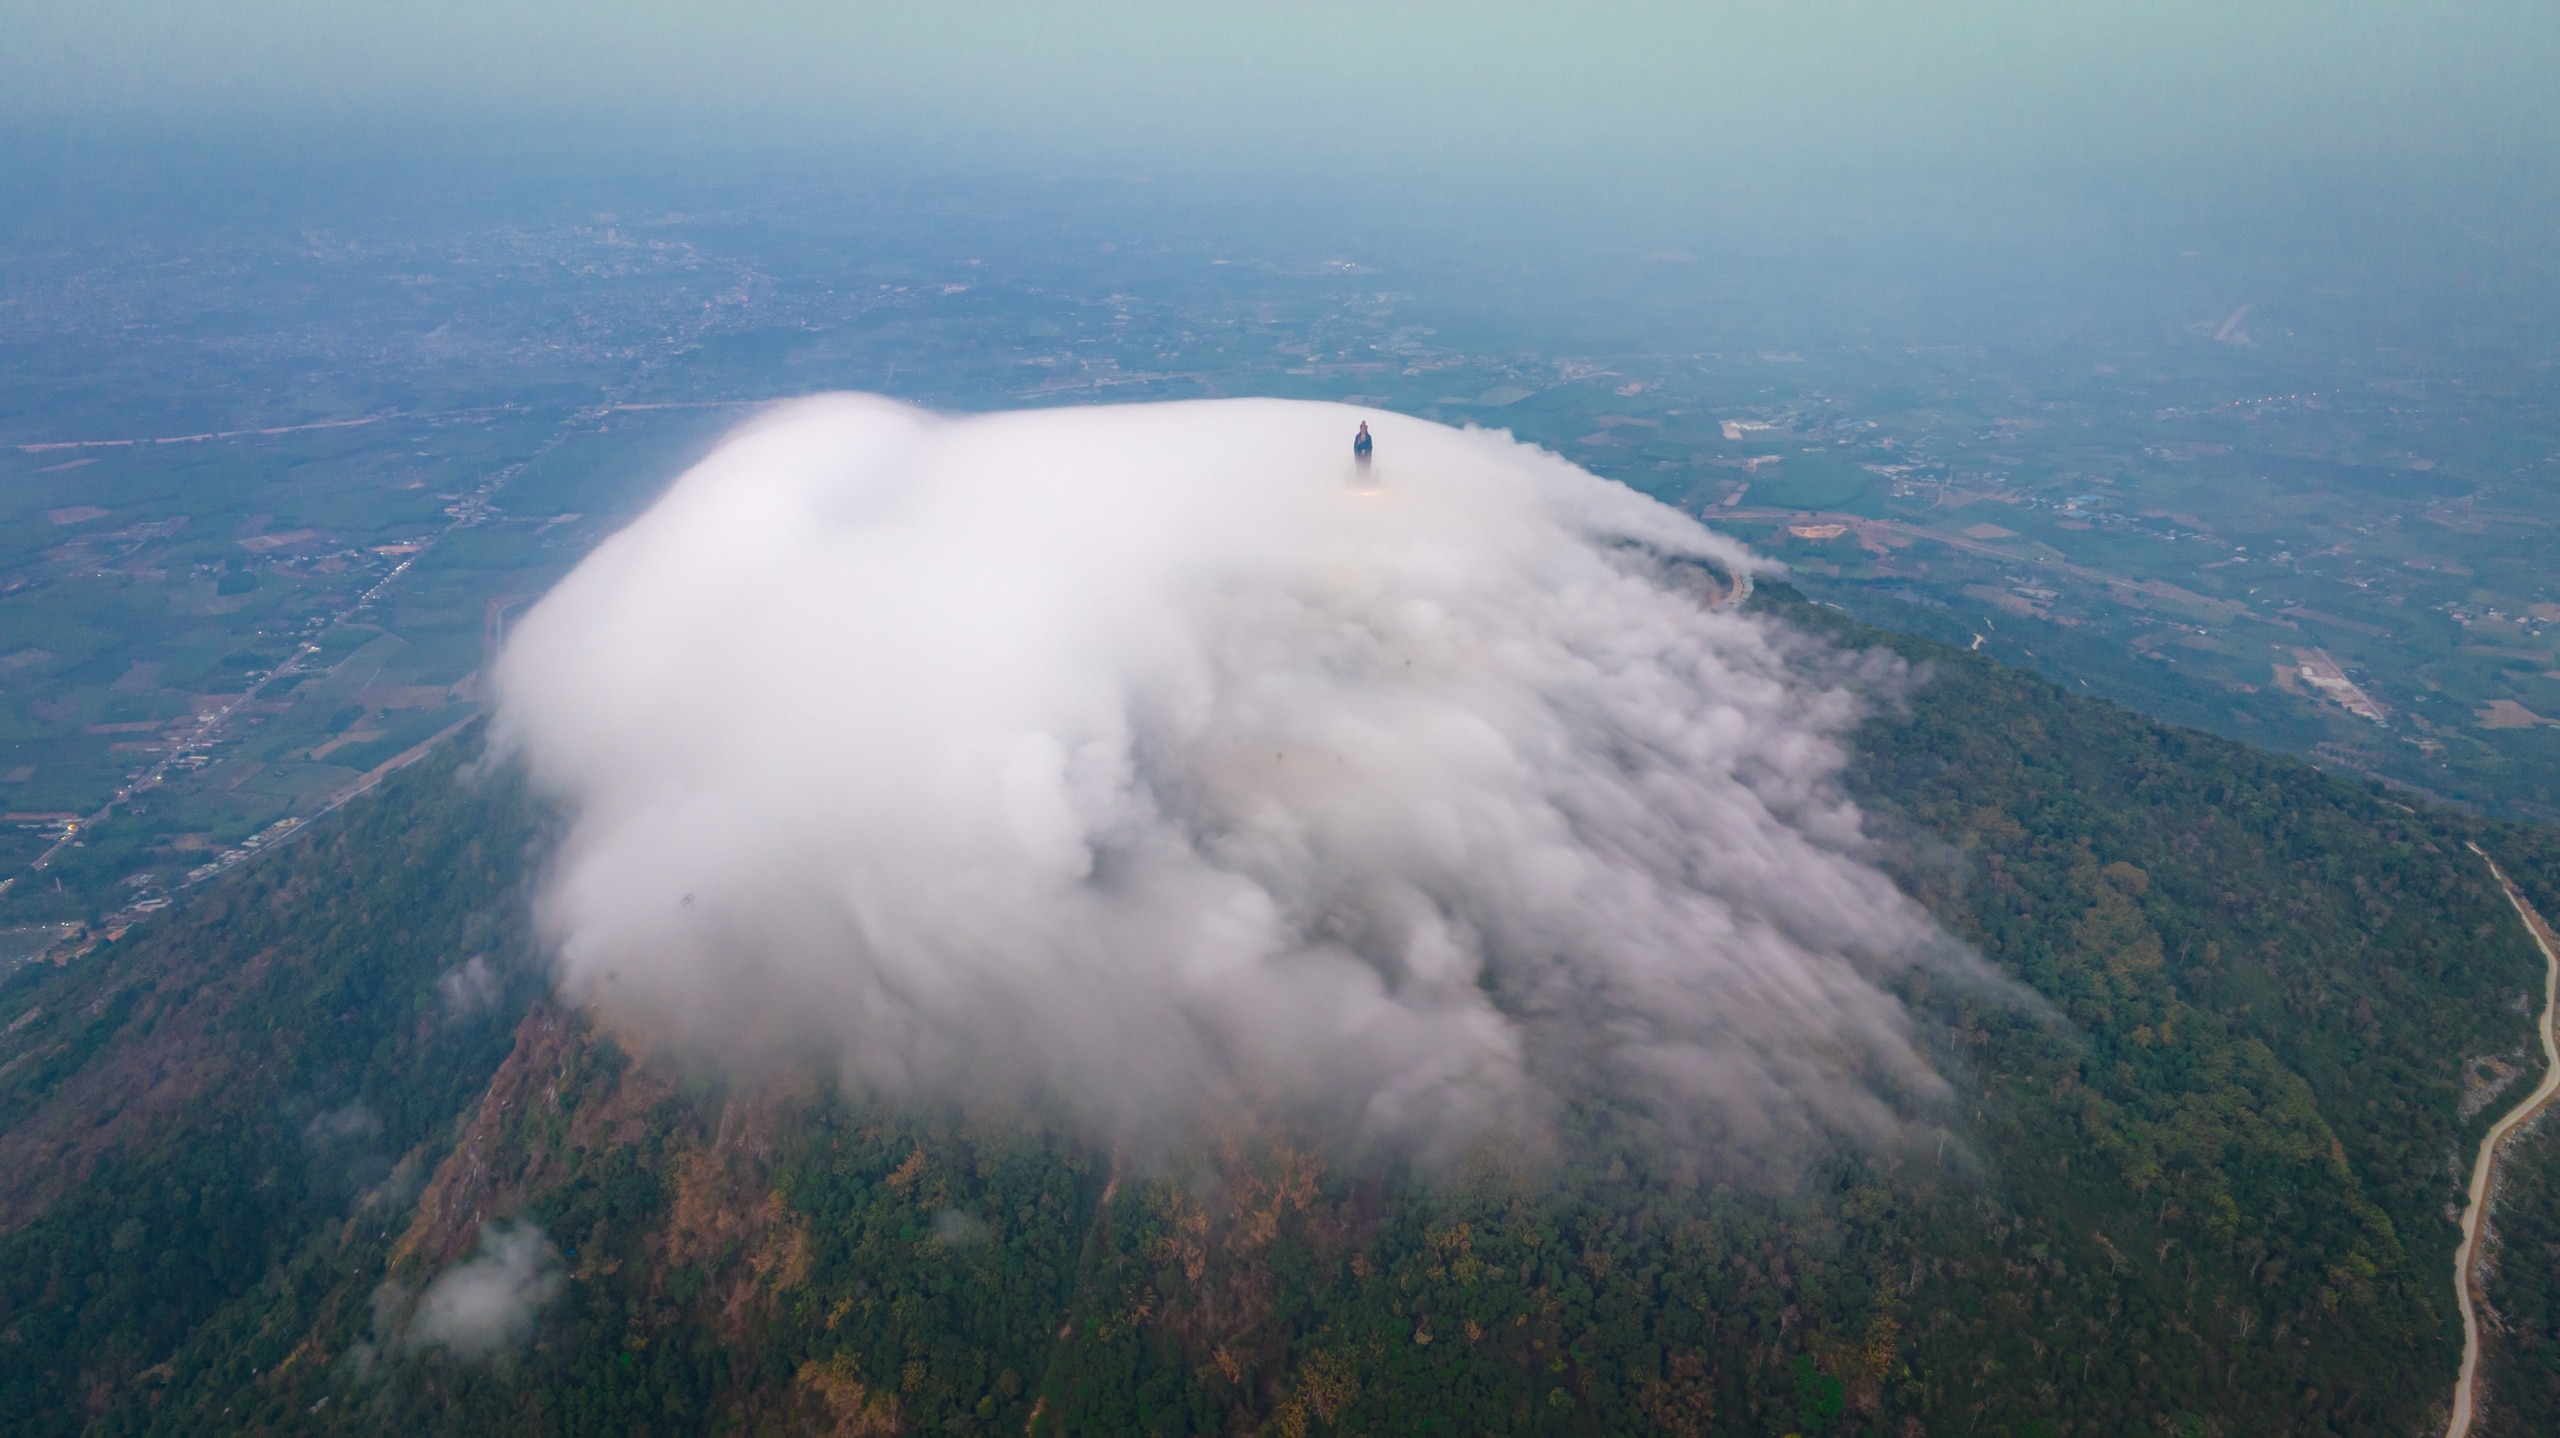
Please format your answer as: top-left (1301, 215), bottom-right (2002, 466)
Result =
top-left (495, 395), bottom-right (1970, 1161)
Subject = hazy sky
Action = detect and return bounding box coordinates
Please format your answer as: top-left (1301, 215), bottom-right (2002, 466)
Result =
top-left (8, 2), bottom-right (2555, 195)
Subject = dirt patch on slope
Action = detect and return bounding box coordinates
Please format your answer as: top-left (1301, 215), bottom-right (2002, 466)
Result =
top-left (0, 936), bottom-right (284, 1231)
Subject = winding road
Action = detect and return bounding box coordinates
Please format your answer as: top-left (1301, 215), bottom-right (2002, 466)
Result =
top-left (2447, 845), bottom-right (2560, 1438)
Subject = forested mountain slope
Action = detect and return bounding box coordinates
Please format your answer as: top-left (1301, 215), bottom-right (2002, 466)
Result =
top-left (2, 592), bottom-right (2555, 1436)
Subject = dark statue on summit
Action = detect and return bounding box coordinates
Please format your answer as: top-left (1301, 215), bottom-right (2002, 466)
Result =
top-left (1353, 420), bottom-right (1373, 464)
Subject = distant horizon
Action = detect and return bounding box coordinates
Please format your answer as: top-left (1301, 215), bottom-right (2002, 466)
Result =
top-left (5, 2), bottom-right (2556, 217)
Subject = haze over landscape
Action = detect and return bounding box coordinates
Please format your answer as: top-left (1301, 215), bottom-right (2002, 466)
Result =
top-left (5, 5), bottom-right (2560, 1435)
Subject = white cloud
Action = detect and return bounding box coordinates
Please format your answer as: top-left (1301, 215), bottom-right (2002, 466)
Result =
top-left (407, 1222), bottom-right (562, 1359)
top-left (304, 1101), bottom-right (381, 1145)
top-left (495, 394), bottom-right (1982, 1166)
top-left (436, 954), bottom-right (500, 1017)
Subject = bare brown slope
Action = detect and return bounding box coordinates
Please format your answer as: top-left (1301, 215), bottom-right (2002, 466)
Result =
top-left (0, 764), bottom-right (536, 1235)
top-left (0, 931), bottom-right (274, 1230)
top-left (387, 1002), bottom-right (815, 1333)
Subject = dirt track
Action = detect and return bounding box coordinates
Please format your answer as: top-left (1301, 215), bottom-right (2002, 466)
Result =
top-left (2446, 846), bottom-right (2560, 1438)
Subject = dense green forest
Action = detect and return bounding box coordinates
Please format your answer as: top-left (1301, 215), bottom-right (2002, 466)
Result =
top-left (4, 590), bottom-right (2558, 1435)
